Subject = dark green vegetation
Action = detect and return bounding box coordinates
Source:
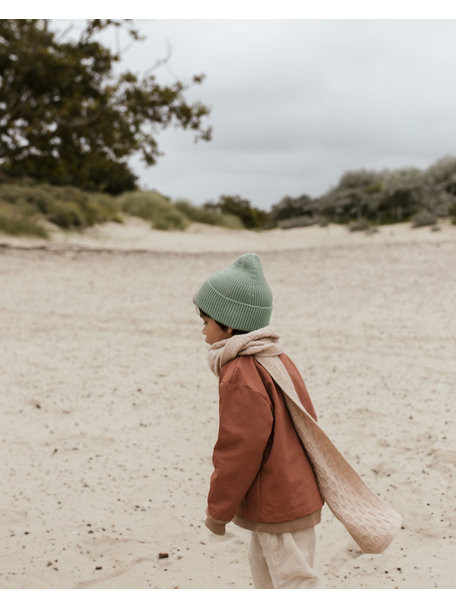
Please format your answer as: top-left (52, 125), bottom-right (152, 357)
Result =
top-left (1, 20), bottom-right (455, 237)
top-left (0, 20), bottom-right (211, 194)
top-left (0, 181), bottom-right (245, 238)
top-left (202, 157), bottom-right (456, 230)
top-left (174, 200), bottom-right (244, 230)
top-left (202, 195), bottom-right (271, 230)
top-left (2, 156), bottom-right (455, 239)
top-left (0, 181), bottom-right (120, 238)
top-left (270, 156), bottom-right (456, 230)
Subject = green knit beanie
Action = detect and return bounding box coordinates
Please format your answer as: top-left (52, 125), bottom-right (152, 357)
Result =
top-left (195, 253), bottom-right (273, 332)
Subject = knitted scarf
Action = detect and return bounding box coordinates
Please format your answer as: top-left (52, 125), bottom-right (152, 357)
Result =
top-left (207, 327), bottom-right (402, 554)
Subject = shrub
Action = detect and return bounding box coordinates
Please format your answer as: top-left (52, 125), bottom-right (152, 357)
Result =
top-left (0, 183), bottom-right (54, 213)
top-left (47, 185), bottom-right (99, 226)
top-left (89, 193), bottom-right (123, 223)
top-left (204, 195), bottom-right (270, 229)
top-left (153, 210), bottom-right (189, 231)
top-left (411, 209), bottom-right (437, 228)
top-left (348, 218), bottom-right (372, 232)
top-left (46, 200), bottom-right (86, 229)
top-left (270, 195), bottom-right (317, 225)
top-left (0, 181), bottom-right (124, 230)
top-left (175, 199), bottom-right (244, 229)
top-left (449, 202), bottom-right (456, 225)
top-left (118, 191), bottom-right (189, 231)
top-left (0, 204), bottom-right (49, 238)
top-left (280, 215), bottom-right (324, 229)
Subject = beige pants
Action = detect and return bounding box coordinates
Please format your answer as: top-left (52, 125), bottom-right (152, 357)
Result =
top-left (248, 527), bottom-right (323, 589)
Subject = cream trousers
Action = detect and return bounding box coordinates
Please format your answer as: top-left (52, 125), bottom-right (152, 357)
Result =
top-left (248, 527), bottom-right (323, 589)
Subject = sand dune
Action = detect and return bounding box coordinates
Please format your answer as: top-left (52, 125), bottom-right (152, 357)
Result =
top-left (0, 219), bottom-right (455, 588)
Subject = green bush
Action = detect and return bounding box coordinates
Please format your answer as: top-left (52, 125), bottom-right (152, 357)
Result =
top-left (348, 218), bottom-right (372, 232)
top-left (118, 191), bottom-right (189, 231)
top-left (280, 215), bottom-right (326, 229)
top-left (0, 183), bottom-right (54, 213)
top-left (46, 200), bottom-right (86, 228)
top-left (449, 202), bottom-right (456, 225)
top-left (153, 210), bottom-right (188, 231)
top-left (204, 195), bottom-right (270, 229)
top-left (0, 204), bottom-right (49, 238)
top-left (46, 185), bottom-right (114, 227)
top-left (270, 195), bottom-right (317, 225)
top-left (411, 209), bottom-right (437, 228)
top-left (89, 193), bottom-right (123, 223)
top-left (0, 181), bottom-right (125, 230)
top-left (175, 199), bottom-right (244, 229)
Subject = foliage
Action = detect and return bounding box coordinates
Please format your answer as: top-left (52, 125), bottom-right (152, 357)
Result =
top-left (0, 201), bottom-right (49, 237)
top-left (425, 156), bottom-right (456, 196)
top-left (0, 180), bottom-right (269, 237)
top-left (318, 168), bottom-right (424, 223)
top-left (0, 19), bottom-right (211, 193)
top-left (270, 157), bottom-right (456, 229)
top-left (2, 154), bottom-right (456, 239)
top-left (174, 199), bottom-right (244, 229)
top-left (348, 219), bottom-right (376, 232)
top-left (270, 194), bottom-right (316, 225)
top-left (0, 180), bottom-right (124, 236)
top-left (411, 209), bottom-right (437, 228)
top-left (450, 201), bottom-right (456, 225)
top-left (279, 215), bottom-right (327, 229)
top-left (203, 195), bottom-right (271, 229)
top-left (118, 190), bottom-right (189, 231)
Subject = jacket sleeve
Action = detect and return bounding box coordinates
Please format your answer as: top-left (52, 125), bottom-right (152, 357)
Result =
top-left (206, 381), bottom-right (273, 525)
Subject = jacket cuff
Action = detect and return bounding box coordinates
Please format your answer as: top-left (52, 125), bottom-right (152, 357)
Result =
top-left (205, 514), bottom-right (229, 535)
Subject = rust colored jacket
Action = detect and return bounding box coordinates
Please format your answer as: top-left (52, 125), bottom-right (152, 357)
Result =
top-left (206, 353), bottom-right (324, 533)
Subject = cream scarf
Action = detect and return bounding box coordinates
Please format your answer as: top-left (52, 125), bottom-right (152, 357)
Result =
top-left (208, 326), bottom-right (402, 554)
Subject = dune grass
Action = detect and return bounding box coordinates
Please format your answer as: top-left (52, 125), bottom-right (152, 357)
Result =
top-left (0, 181), bottom-right (124, 237)
top-left (0, 180), bottom-right (251, 238)
top-left (174, 199), bottom-right (244, 229)
top-left (117, 191), bottom-right (190, 231)
top-left (0, 202), bottom-right (50, 238)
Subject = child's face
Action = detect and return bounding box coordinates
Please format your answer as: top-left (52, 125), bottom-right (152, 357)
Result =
top-left (201, 315), bottom-right (233, 344)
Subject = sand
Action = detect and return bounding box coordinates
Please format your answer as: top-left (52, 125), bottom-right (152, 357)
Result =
top-left (0, 218), bottom-right (455, 589)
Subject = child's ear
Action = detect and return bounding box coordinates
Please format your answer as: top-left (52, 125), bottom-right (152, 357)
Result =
top-left (227, 327), bottom-right (234, 337)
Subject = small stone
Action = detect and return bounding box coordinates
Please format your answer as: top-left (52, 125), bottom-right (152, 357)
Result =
top-left (158, 552), bottom-right (169, 559)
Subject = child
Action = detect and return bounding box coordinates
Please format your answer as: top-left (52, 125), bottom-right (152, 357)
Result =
top-left (194, 252), bottom-right (401, 589)
top-left (194, 252), bottom-right (324, 588)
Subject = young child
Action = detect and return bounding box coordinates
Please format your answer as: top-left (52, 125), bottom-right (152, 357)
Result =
top-left (194, 252), bottom-right (402, 589)
top-left (194, 252), bottom-right (325, 588)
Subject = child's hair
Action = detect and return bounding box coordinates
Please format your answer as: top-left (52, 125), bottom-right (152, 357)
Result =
top-left (195, 304), bottom-right (247, 336)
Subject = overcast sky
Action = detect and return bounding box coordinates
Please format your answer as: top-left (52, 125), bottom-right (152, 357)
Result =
top-left (76, 19), bottom-right (456, 209)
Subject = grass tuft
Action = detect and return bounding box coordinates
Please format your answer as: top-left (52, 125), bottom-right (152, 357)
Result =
top-left (174, 199), bottom-right (244, 229)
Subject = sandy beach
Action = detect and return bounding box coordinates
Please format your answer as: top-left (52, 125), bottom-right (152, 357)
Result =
top-left (0, 218), bottom-right (455, 589)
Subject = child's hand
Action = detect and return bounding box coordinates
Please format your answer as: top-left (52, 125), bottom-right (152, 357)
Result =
top-left (205, 515), bottom-right (227, 535)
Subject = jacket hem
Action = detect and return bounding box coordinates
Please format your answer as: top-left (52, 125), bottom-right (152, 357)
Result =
top-left (233, 509), bottom-right (322, 533)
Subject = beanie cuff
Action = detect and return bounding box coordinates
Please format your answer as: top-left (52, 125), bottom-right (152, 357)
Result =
top-left (195, 280), bottom-right (272, 332)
